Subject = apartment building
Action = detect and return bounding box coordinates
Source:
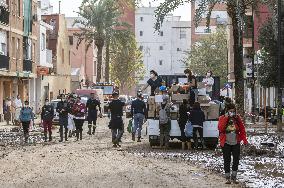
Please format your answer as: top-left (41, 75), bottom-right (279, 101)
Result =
top-left (0, 0), bottom-right (38, 118)
top-left (136, 7), bottom-right (191, 84)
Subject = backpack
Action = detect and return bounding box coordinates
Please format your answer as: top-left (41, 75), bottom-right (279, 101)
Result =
top-left (20, 107), bottom-right (32, 122)
top-left (159, 108), bottom-right (168, 125)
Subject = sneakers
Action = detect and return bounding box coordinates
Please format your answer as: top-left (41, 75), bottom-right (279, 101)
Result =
top-left (231, 171), bottom-right (239, 184)
top-left (225, 173), bottom-right (231, 184)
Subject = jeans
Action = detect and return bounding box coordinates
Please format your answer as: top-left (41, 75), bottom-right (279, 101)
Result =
top-left (159, 123), bottom-right (170, 147)
top-left (133, 113), bottom-right (144, 137)
top-left (222, 143), bottom-right (240, 174)
top-left (112, 129), bottom-right (123, 143)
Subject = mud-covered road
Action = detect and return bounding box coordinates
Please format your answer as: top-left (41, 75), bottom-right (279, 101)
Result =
top-left (0, 119), bottom-right (236, 188)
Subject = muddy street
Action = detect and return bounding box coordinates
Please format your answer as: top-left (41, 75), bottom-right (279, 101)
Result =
top-left (0, 119), bottom-right (235, 188)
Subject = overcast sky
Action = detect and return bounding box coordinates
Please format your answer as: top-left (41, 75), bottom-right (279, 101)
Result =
top-left (49, 0), bottom-right (191, 21)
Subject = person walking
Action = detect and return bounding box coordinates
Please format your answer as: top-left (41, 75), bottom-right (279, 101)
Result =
top-left (67, 95), bottom-right (76, 137)
top-left (188, 102), bottom-right (205, 149)
top-left (4, 98), bottom-right (12, 125)
top-left (72, 96), bottom-right (86, 141)
top-left (19, 100), bottom-right (33, 143)
top-left (13, 95), bottom-right (23, 126)
top-left (56, 95), bottom-right (70, 142)
top-left (202, 70), bottom-right (214, 98)
top-left (159, 102), bottom-right (171, 149)
top-left (86, 93), bottom-right (102, 135)
top-left (108, 92), bottom-right (125, 147)
top-left (218, 103), bottom-right (248, 184)
top-left (41, 98), bottom-right (54, 142)
top-left (131, 93), bottom-right (147, 142)
top-left (178, 99), bottom-right (191, 150)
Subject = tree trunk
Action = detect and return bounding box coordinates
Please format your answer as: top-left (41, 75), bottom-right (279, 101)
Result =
top-left (229, 5), bottom-right (245, 116)
top-left (105, 40), bottom-right (110, 83)
top-left (95, 41), bottom-right (104, 83)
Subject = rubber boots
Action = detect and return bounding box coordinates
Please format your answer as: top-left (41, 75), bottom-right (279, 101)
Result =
top-left (182, 142), bottom-right (186, 150)
top-left (49, 132), bottom-right (52, 142)
top-left (137, 137), bottom-right (141, 142)
top-left (87, 125), bottom-right (92, 135)
top-left (80, 131), bottom-right (82, 140)
top-left (65, 129), bottom-right (68, 141)
top-left (132, 133), bottom-right (135, 141)
top-left (76, 130), bottom-right (79, 141)
top-left (92, 126), bottom-right (96, 135)
top-left (44, 132), bottom-right (48, 142)
top-left (187, 142), bottom-right (192, 150)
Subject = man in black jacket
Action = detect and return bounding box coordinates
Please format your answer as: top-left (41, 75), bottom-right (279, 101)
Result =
top-left (108, 92), bottom-right (125, 147)
top-left (41, 98), bottom-right (54, 142)
top-left (131, 94), bottom-right (147, 142)
top-left (56, 95), bottom-right (70, 142)
top-left (86, 93), bottom-right (102, 135)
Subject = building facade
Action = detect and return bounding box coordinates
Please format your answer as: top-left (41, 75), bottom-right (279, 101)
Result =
top-left (136, 7), bottom-right (191, 84)
top-left (41, 14), bottom-right (71, 100)
top-left (0, 0), bottom-right (38, 119)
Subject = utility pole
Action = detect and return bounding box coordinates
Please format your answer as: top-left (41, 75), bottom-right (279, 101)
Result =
top-left (251, 6), bottom-right (256, 123)
top-left (59, 1), bottom-right (61, 14)
top-left (277, 0), bottom-right (283, 131)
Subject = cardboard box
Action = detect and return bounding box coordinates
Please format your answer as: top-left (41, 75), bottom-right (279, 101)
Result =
top-left (198, 88), bottom-right (207, 96)
top-left (197, 82), bottom-right (206, 89)
top-left (171, 85), bottom-right (180, 92)
top-left (155, 95), bottom-right (163, 103)
top-left (170, 112), bottom-right (178, 120)
top-left (172, 94), bottom-right (189, 101)
top-left (201, 108), bottom-right (209, 120)
top-left (198, 96), bottom-right (210, 103)
top-left (208, 104), bottom-right (220, 120)
top-left (148, 104), bottom-right (156, 111)
top-left (148, 96), bottom-right (155, 104)
top-left (148, 111), bottom-right (156, 118)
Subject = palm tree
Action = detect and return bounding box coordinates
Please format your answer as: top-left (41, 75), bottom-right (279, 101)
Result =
top-left (74, 0), bottom-right (123, 83)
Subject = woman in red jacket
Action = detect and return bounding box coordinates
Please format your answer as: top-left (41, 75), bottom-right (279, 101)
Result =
top-left (218, 103), bottom-right (248, 184)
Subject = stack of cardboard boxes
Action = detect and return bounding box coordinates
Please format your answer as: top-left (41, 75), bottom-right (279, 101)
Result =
top-left (148, 96), bottom-right (156, 118)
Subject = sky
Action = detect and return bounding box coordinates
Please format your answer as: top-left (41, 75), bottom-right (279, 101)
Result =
top-left (49, 0), bottom-right (191, 21)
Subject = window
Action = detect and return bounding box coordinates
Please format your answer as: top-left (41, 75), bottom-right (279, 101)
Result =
top-left (140, 17), bottom-right (143, 22)
top-left (177, 48), bottom-right (181, 51)
top-left (32, 42), bottom-right (35, 61)
top-left (69, 36), bottom-right (73, 45)
top-left (41, 33), bottom-right (46, 51)
top-left (159, 31), bottom-right (164, 36)
top-left (180, 29), bottom-right (186, 39)
top-left (139, 45), bottom-right (143, 51)
top-left (69, 50), bottom-right (71, 65)
top-left (62, 48), bottom-right (64, 63)
top-left (159, 60), bottom-right (163, 65)
top-left (16, 38), bottom-right (20, 57)
top-left (159, 46), bottom-right (163, 50)
top-left (139, 31), bottom-right (143, 36)
top-left (0, 43), bottom-right (6, 55)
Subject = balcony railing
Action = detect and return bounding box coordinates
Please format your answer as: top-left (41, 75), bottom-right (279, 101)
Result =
top-left (0, 5), bottom-right (9, 25)
top-left (23, 59), bottom-right (33, 72)
top-left (0, 54), bottom-right (9, 70)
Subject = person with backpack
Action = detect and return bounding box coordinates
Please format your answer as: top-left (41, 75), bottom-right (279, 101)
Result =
top-left (19, 100), bottom-right (33, 143)
top-left (218, 103), bottom-right (248, 184)
top-left (86, 93), bottom-right (102, 135)
top-left (131, 93), bottom-right (147, 142)
top-left (188, 102), bottom-right (205, 149)
top-left (108, 92), bottom-right (125, 147)
top-left (159, 102), bottom-right (170, 149)
top-left (56, 94), bottom-right (70, 142)
top-left (41, 98), bottom-right (54, 142)
top-left (178, 99), bottom-right (191, 150)
top-left (72, 96), bottom-right (86, 141)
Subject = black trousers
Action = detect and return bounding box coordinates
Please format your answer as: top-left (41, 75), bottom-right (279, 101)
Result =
top-left (74, 119), bottom-right (84, 132)
top-left (22, 121), bottom-right (30, 135)
top-left (193, 127), bottom-right (203, 147)
top-left (222, 143), bottom-right (241, 173)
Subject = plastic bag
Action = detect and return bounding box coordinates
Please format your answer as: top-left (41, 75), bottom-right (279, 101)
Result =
top-left (127, 119), bottom-right (133, 133)
top-left (184, 121), bottom-right (193, 137)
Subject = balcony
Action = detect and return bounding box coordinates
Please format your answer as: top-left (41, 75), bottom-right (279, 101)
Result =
top-left (0, 5), bottom-right (9, 25)
top-left (0, 54), bottom-right (9, 70)
top-left (23, 59), bottom-right (33, 72)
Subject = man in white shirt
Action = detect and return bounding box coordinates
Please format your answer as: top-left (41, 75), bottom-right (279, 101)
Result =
top-left (13, 95), bottom-right (22, 126)
top-left (202, 71), bottom-right (214, 98)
